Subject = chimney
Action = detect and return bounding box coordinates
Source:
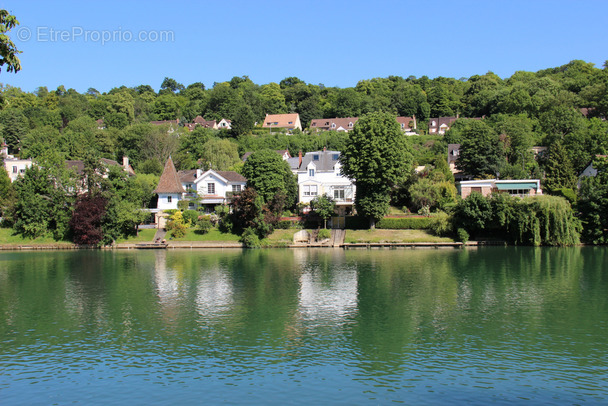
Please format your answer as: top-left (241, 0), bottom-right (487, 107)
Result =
top-left (122, 156), bottom-right (129, 168)
top-left (323, 146), bottom-right (326, 152)
top-left (298, 150), bottom-right (302, 168)
top-left (413, 114), bottom-right (417, 129)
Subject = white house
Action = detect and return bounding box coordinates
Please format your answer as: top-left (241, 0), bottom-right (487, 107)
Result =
top-left (297, 150), bottom-right (355, 215)
top-left (154, 157), bottom-right (186, 211)
top-left (1, 142), bottom-right (33, 182)
top-left (178, 168), bottom-right (246, 211)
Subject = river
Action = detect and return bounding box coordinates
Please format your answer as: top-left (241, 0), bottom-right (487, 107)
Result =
top-left (1, 247), bottom-right (607, 404)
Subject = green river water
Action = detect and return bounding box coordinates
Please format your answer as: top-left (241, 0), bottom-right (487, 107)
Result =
top-left (0, 247), bottom-right (607, 404)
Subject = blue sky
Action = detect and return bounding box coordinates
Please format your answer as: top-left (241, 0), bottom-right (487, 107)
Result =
top-left (2, 0), bottom-right (607, 93)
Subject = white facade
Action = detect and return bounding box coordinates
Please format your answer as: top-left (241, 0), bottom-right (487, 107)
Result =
top-left (157, 192), bottom-right (183, 210)
top-left (3, 158), bottom-right (33, 182)
top-left (191, 170), bottom-right (246, 205)
top-left (297, 151), bottom-right (355, 209)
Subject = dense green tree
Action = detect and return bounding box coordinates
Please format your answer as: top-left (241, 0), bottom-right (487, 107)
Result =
top-left (0, 10), bottom-right (21, 74)
top-left (340, 112), bottom-right (413, 227)
top-left (241, 149), bottom-right (297, 207)
top-left (456, 120), bottom-right (505, 178)
top-left (0, 109), bottom-right (28, 153)
top-left (309, 194), bottom-right (336, 229)
top-left (199, 138), bottom-right (241, 171)
top-left (542, 141), bottom-right (577, 192)
top-left (577, 156), bottom-right (608, 244)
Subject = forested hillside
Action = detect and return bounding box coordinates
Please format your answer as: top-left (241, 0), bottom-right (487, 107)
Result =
top-left (1, 59), bottom-right (607, 177)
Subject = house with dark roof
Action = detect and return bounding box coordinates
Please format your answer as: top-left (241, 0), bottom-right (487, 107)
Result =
top-left (154, 157), bottom-right (247, 214)
top-left (262, 113), bottom-right (302, 131)
top-left (178, 168), bottom-right (247, 211)
top-left (309, 117), bottom-right (358, 132)
top-left (296, 149), bottom-right (355, 215)
top-left (428, 117), bottom-right (458, 134)
top-left (309, 116), bottom-right (417, 134)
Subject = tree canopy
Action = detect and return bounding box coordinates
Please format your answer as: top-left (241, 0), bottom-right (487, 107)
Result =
top-left (340, 112), bottom-right (413, 226)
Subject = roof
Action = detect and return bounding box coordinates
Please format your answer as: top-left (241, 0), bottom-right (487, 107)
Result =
top-left (429, 117), bottom-right (459, 128)
top-left (309, 117), bottom-right (358, 131)
top-left (262, 113), bottom-right (300, 128)
top-left (241, 150), bottom-right (291, 162)
top-left (179, 169), bottom-right (246, 184)
top-left (216, 171), bottom-right (246, 182)
top-left (395, 116), bottom-right (415, 128)
top-left (298, 150), bottom-right (342, 172)
top-left (448, 144), bottom-right (461, 164)
top-left (154, 157), bottom-right (186, 194)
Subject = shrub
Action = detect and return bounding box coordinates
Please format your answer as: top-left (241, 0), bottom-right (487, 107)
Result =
top-left (457, 228), bottom-right (469, 243)
top-left (164, 209), bottom-right (178, 215)
top-left (196, 218), bottom-right (212, 234)
top-left (276, 220), bottom-right (293, 229)
top-left (241, 227), bottom-right (261, 248)
top-left (553, 187), bottom-right (577, 204)
top-left (429, 211), bottom-right (452, 236)
top-left (376, 217), bottom-right (433, 229)
top-left (317, 228), bottom-right (331, 240)
top-left (182, 209), bottom-right (199, 224)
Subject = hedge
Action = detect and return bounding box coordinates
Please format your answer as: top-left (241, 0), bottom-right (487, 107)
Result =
top-left (376, 217), bottom-right (433, 230)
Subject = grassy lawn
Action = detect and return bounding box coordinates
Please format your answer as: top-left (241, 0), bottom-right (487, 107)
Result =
top-left (115, 229), bottom-right (157, 244)
top-left (263, 229), bottom-right (299, 246)
top-left (345, 229), bottom-right (454, 243)
top-left (0, 227), bottom-right (74, 246)
top-left (168, 227), bottom-right (241, 242)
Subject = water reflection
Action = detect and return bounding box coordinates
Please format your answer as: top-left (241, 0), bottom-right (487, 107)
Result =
top-left (0, 247), bottom-right (607, 404)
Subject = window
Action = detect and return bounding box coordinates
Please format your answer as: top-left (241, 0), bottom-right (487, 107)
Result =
top-left (313, 154), bottom-right (319, 161)
top-left (207, 183), bottom-right (215, 194)
top-left (331, 123), bottom-right (336, 128)
top-left (332, 154), bottom-right (339, 161)
top-left (334, 188), bottom-right (345, 200)
top-left (309, 169), bottom-right (315, 177)
top-left (288, 121), bottom-right (293, 125)
top-left (232, 184), bottom-right (241, 193)
top-left (312, 122), bottom-right (316, 126)
top-left (12, 166), bottom-right (17, 173)
top-left (303, 185), bottom-right (318, 196)
top-left (348, 122), bottom-right (353, 127)
top-left (167, 196), bottom-right (172, 203)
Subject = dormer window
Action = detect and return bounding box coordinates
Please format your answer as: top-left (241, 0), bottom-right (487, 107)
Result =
top-left (331, 123), bottom-right (336, 128)
top-left (348, 122), bottom-right (353, 127)
top-left (431, 121), bottom-right (436, 126)
top-left (309, 169), bottom-right (315, 177)
top-left (312, 122), bottom-right (316, 126)
top-left (288, 121), bottom-right (293, 125)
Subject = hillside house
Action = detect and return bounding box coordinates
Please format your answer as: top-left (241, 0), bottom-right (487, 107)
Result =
top-left (296, 149), bottom-right (355, 215)
top-left (262, 113), bottom-right (302, 132)
top-left (457, 179), bottom-right (542, 199)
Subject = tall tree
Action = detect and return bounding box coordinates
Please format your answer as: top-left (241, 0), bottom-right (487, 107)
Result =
top-left (0, 10), bottom-right (21, 74)
top-left (340, 112), bottom-right (413, 228)
top-left (456, 120), bottom-right (505, 178)
top-left (241, 149), bottom-right (297, 207)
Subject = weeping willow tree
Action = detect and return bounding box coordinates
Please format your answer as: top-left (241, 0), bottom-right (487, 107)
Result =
top-left (513, 195), bottom-right (581, 246)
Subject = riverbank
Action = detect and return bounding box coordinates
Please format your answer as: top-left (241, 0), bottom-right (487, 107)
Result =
top-left (0, 226), bottom-right (504, 250)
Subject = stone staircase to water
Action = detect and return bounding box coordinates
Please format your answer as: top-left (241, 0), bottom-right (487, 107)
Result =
top-left (153, 228), bottom-right (167, 242)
